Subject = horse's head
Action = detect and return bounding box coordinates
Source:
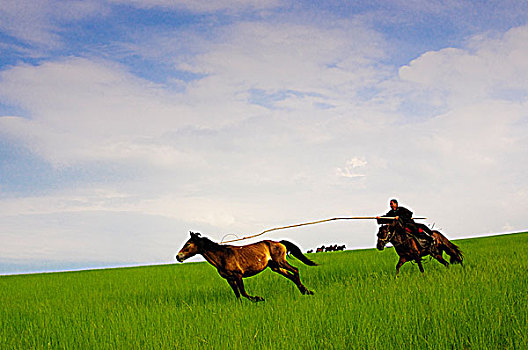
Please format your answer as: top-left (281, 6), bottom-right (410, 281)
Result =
top-left (376, 224), bottom-right (394, 250)
top-left (176, 231), bottom-right (202, 262)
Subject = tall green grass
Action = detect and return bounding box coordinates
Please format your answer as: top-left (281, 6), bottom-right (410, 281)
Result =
top-left (1, 233), bottom-right (527, 349)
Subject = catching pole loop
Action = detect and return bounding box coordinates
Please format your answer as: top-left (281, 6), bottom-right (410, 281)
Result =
top-left (220, 216), bottom-right (426, 244)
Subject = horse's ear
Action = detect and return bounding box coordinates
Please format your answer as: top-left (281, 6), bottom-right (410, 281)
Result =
top-left (190, 231), bottom-right (201, 239)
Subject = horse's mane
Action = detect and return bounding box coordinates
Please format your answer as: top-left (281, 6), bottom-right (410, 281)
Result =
top-left (385, 222), bottom-right (404, 235)
top-left (196, 235), bottom-right (228, 252)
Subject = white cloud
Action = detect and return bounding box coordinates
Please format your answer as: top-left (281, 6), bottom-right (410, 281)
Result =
top-left (110, 0), bottom-right (281, 13)
top-left (336, 157), bottom-right (368, 178)
top-left (396, 26), bottom-right (528, 180)
top-left (183, 20), bottom-right (388, 93)
top-left (0, 57), bottom-right (255, 166)
top-left (0, 18), bottom-right (390, 169)
top-left (399, 25), bottom-right (528, 107)
top-left (0, 0), bottom-right (107, 49)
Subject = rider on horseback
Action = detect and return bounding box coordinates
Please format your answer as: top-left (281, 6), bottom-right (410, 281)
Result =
top-left (376, 199), bottom-right (436, 249)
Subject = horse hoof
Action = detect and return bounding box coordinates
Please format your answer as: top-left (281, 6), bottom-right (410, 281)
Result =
top-left (304, 290), bottom-right (314, 295)
top-left (252, 296), bottom-right (265, 302)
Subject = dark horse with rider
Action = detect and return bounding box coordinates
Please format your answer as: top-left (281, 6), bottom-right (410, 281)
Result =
top-left (376, 199), bottom-right (463, 275)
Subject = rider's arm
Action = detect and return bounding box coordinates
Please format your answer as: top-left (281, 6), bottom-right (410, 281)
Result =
top-left (399, 207), bottom-right (413, 222)
top-left (376, 211), bottom-right (394, 224)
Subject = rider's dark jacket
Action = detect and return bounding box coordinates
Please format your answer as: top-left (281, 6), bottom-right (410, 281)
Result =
top-left (377, 206), bottom-right (414, 225)
top-left (377, 206), bottom-right (433, 238)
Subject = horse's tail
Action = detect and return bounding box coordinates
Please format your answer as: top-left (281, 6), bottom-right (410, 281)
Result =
top-left (280, 240), bottom-right (318, 266)
top-left (434, 231), bottom-right (464, 265)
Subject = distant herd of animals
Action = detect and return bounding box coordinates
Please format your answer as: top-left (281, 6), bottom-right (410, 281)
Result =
top-left (176, 222), bottom-right (463, 302)
top-left (306, 244), bottom-right (346, 253)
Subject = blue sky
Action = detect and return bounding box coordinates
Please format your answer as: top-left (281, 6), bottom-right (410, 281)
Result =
top-left (1, 0), bottom-right (528, 274)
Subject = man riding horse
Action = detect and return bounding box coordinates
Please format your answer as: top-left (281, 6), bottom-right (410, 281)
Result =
top-left (376, 199), bottom-right (436, 251)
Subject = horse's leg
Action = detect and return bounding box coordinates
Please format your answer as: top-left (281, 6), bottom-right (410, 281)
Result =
top-left (226, 278), bottom-right (241, 299)
top-left (428, 241), bottom-right (449, 268)
top-left (234, 276), bottom-right (264, 302)
top-left (433, 232), bottom-right (463, 265)
top-left (273, 260), bottom-right (314, 295)
top-left (432, 253), bottom-right (450, 268)
top-left (268, 261), bottom-right (314, 295)
top-left (395, 257), bottom-right (407, 276)
top-left (416, 259), bottom-right (425, 273)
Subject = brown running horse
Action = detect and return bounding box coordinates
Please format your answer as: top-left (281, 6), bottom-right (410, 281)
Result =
top-left (376, 221), bottom-right (463, 275)
top-left (176, 232), bottom-right (317, 302)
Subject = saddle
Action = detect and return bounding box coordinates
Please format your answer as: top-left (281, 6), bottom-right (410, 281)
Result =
top-left (404, 226), bottom-right (435, 251)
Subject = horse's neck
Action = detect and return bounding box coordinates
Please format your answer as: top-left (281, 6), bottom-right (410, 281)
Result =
top-left (201, 250), bottom-right (223, 269)
top-left (389, 229), bottom-right (406, 246)
top-left (199, 239), bottom-right (226, 270)
top-left (390, 229), bottom-right (418, 253)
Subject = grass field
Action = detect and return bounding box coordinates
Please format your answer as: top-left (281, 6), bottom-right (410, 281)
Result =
top-left (1, 232), bottom-right (527, 349)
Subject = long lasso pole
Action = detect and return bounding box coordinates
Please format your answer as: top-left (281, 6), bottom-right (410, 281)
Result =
top-left (220, 216), bottom-right (427, 244)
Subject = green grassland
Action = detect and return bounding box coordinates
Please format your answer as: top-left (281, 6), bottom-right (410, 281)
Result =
top-left (1, 232), bottom-right (527, 349)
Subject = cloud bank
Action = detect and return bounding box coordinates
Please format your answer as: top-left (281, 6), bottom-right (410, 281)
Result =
top-left (1, 3), bottom-right (527, 273)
